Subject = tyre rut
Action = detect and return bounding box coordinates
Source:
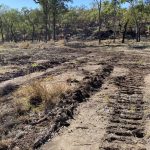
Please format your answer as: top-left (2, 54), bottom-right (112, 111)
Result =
top-left (33, 64), bottom-right (115, 149)
top-left (100, 69), bottom-right (146, 150)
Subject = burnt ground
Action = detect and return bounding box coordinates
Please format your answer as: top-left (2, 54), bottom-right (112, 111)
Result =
top-left (0, 41), bottom-right (150, 150)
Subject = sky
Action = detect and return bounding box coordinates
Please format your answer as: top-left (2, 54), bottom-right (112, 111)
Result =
top-left (0, 0), bottom-right (92, 10)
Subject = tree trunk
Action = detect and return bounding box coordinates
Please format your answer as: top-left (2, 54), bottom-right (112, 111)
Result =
top-left (96, 0), bottom-right (102, 45)
top-left (135, 24), bottom-right (138, 42)
top-left (32, 25), bottom-right (35, 43)
top-left (135, 20), bottom-right (141, 42)
top-left (45, 13), bottom-right (48, 42)
top-left (122, 20), bottom-right (128, 43)
top-left (10, 24), bottom-right (14, 42)
top-left (53, 11), bottom-right (56, 41)
top-left (0, 27), bottom-right (4, 42)
top-left (113, 0), bottom-right (117, 43)
top-left (138, 27), bottom-right (141, 42)
top-left (43, 2), bottom-right (48, 42)
top-left (98, 3), bottom-right (101, 44)
top-left (10, 23), bottom-right (17, 42)
top-left (23, 30), bottom-right (26, 42)
top-left (48, 21), bottom-right (51, 41)
top-left (0, 19), bottom-right (4, 42)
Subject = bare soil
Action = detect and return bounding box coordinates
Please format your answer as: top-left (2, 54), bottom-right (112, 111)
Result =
top-left (0, 41), bottom-right (150, 150)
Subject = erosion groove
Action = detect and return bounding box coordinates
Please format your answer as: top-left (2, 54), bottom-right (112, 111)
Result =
top-left (33, 64), bottom-right (114, 149)
top-left (100, 69), bottom-right (146, 150)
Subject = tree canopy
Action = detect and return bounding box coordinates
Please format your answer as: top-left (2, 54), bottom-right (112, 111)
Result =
top-left (0, 0), bottom-right (149, 43)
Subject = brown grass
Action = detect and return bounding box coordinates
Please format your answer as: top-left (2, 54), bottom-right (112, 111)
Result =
top-left (18, 41), bottom-right (31, 49)
top-left (0, 139), bottom-right (12, 150)
top-left (14, 79), bottom-right (70, 113)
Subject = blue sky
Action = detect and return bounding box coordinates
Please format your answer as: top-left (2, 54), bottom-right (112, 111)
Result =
top-left (0, 0), bottom-right (92, 9)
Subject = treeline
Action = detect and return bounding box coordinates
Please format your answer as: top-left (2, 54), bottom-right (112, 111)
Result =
top-left (0, 0), bottom-right (150, 43)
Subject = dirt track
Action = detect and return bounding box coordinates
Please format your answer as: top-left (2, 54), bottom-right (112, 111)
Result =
top-left (101, 68), bottom-right (146, 150)
top-left (0, 42), bottom-right (150, 150)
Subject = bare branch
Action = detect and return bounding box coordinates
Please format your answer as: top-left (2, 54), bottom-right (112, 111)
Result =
top-left (33, 0), bottom-right (40, 3)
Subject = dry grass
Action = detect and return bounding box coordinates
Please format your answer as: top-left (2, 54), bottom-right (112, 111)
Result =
top-left (55, 40), bottom-right (66, 46)
top-left (0, 139), bottom-right (12, 150)
top-left (0, 66), bottom-right (17, 74)
top-left (14, 79), bottom-right (70, 113)
top-left (66, 41), bottom-right (86, 48)
top-left (18, 41), bottom-right (31, 49)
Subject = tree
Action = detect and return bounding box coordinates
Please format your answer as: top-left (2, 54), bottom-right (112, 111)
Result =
top-left (62, 8), bottom-right (78, 36)
top-left (34, 0), bottom-right (71, 41)
top-left (95, 0), bottom-right (102, 44)
top-left (2, 9), bottom-right (21, 42)
top-left (22, 8), bottom-right (42, 42)
top-left (34, 0), bottom-right (49, 42)
top-left (0, 5), bottom-right (9, 42)
top-left (127, 0), bottom-right (145, 42)
top-left (112, 0), bottom-right (119, 43)
top-left (119, 9), bottom-right (130, 43)
top-left (0, 17), bottom-right (4, 42)
top-left (0, 0), bottom-right (149, 43)
top-left (50, 0), bottom-right (72, 41)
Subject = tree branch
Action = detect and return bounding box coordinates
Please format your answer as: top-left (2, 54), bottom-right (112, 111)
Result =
top-left (33, 0), bottom-right (40, 3)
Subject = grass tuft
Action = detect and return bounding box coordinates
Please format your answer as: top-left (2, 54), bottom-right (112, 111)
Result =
top-left (18, 42), bottom-right (31, 49)
top-left (14, 79), bottom-right (69, 113)
top-left (0, 140), bottom-right (11, 150)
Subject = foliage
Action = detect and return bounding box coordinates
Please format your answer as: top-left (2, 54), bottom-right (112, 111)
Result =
top-left (0, 0), bottom-right (149, 42)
